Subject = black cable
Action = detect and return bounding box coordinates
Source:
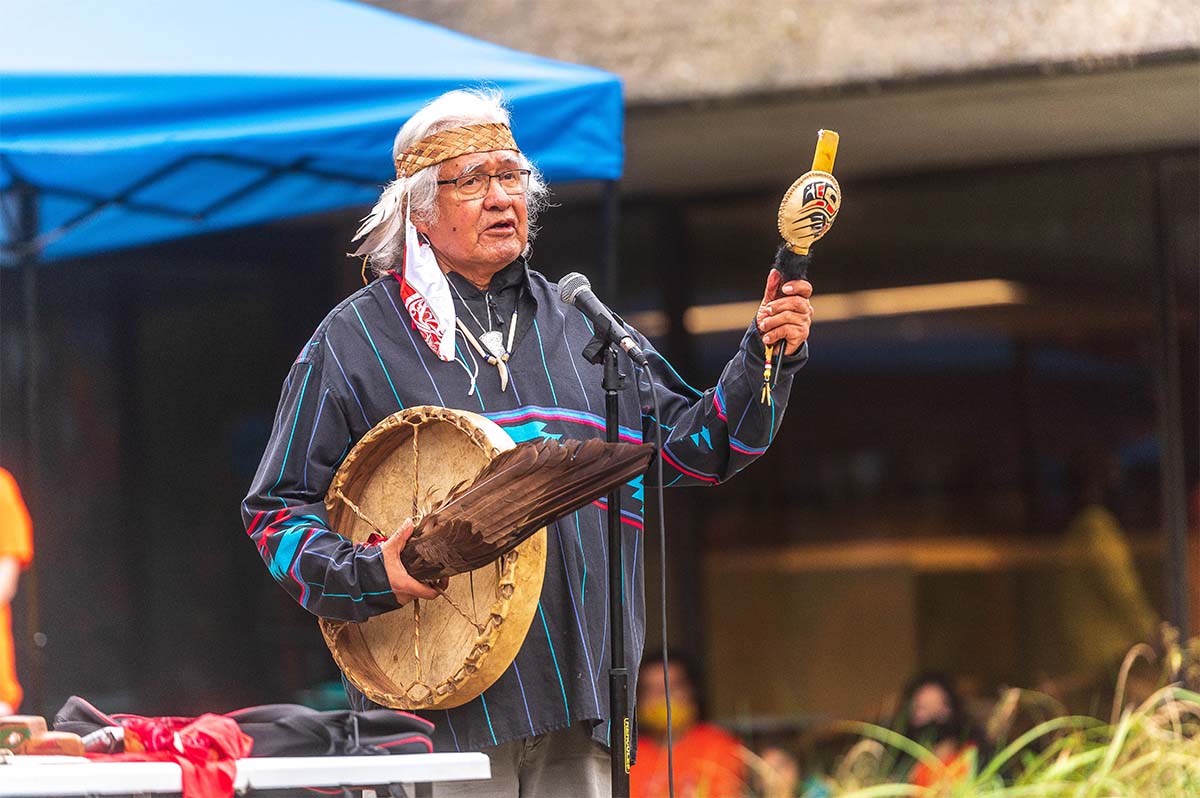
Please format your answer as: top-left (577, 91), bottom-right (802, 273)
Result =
top-left (648, 376), bottom-right (675, 798)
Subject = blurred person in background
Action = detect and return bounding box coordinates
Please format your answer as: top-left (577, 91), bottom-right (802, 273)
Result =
top-left (1051, 449), bottom-right (1159, 703)
top-left (0, 467), bottom-right (33, 714)
top-left (631, 651), bottom-right (746, 798)
top-left (891, 671), bottom-right (987, 789)
top-left (750, 744), bottom-right (804, 798)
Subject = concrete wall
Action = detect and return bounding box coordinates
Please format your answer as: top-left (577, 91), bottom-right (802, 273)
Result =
top-left (368, 2), bottom-right (1199, 192)
top-left (376, 0), bottom-right (1198, 103)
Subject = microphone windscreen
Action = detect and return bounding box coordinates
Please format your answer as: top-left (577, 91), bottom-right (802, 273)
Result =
top-left (559, 272), bottom-right (591, 305)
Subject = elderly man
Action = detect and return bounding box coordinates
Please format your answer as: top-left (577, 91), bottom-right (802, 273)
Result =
top-left (242, 88), bottom-right (812, 797)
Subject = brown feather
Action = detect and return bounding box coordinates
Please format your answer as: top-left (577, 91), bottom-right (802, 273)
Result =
top-left (401, 438), bottom-right (654, 580)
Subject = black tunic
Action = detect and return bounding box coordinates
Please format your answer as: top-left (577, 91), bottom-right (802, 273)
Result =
top-left (242, 259), bottom-right (806, 753)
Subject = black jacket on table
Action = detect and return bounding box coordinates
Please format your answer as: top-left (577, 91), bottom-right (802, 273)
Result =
top-left (241, 258), bottom-right (806, 753)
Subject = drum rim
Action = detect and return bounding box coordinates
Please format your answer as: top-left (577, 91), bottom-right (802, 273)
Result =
top-left (318, 405), bottom-right (547, 709)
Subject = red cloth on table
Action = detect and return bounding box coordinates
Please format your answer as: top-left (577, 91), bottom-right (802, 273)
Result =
top-left (87, 713), bottom-right (253, 798)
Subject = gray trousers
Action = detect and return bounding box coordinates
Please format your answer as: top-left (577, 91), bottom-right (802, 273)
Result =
top-left (432, 723), bottom-right (611, 798)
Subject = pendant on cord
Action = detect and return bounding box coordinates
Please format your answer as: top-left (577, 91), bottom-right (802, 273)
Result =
top-left (451, 297), bottom-right (519, 395)
top-left (478, 330), bottom-right (511, 392)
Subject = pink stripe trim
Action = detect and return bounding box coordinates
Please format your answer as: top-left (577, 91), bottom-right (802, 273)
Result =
top-left (289, 530), bottom-right (315, 606)
top-left (712, 392), bottom-right (727, 422)
top-left (590, 500), bottom-right (646, 531)
top-left (390, 710), bottom-right (436, 732)
top-left (498, 409), bottom-right (642, 444)
top-left (378, 734), bottom-right (434, 752)
top-left (661, 447), bottom-right (719, 484)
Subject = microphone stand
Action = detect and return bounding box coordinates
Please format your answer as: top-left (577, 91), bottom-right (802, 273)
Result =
top-left (584, 340), bottom-right (631, 798)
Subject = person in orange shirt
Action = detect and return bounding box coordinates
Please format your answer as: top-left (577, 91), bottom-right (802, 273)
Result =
top-left (0, 467), bottom-right (34, 714)
top-left (631, 652), bottom-right (746, 798)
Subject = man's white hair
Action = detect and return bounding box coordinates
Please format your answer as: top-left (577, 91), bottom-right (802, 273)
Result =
top-left (353, 88), bottom-right (549, 276)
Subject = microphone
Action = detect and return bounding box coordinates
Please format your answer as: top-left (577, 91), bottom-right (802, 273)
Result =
top-left (559, 272), bottom-right (649, 367)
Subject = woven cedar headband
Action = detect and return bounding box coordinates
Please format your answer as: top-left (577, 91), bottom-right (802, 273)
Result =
top-left (394, 122), bottom-right (520, 178)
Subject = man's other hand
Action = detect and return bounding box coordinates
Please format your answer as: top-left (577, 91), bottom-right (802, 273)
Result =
top-left (756, 270), bottom-right (814, 356)
top-left (379, 519), bottom-right (446, 605)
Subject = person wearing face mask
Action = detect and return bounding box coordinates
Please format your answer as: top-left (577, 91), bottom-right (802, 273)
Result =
top-left (893, 672), bottom-right (986, 789)
top-left (631, 652), bottom-right (746, 798)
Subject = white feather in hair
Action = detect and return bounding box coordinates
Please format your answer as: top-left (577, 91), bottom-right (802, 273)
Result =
top-left (350, 180), bottom-right (405, 258)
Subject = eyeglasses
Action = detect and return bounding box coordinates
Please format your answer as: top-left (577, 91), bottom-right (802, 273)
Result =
top-left (436, 168), bottom-right (531, 200)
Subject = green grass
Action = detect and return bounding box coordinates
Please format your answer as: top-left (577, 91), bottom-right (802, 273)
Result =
top-left (828, 690), bottom-right (1199, 797)
top-left (815, 634), bottom-right (1200, 798)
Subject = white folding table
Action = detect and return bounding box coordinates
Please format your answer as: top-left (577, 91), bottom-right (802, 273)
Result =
top-left (0, 752), bottom-right (490, 797)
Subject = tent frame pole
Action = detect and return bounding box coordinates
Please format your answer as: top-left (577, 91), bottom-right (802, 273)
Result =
top-left (1147, 155), bottom-right (1190, 635)
top-left (11, 179), bottom-right (46, 715)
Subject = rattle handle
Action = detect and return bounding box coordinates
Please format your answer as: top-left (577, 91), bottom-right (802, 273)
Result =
top-left (770, 245), bottom-right (811, 301)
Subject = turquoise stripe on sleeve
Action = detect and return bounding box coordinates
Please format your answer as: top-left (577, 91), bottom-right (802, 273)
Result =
top-left (770, 392), bottom-right (776, 442)
top-left (649, 349), bottom-right (703, 398)
top-left (268, 528), bottom-right (305, 581)
top-left (268, 363), bottom-right (313, 505)
top-left (303, 584), bottom-right (395, 600)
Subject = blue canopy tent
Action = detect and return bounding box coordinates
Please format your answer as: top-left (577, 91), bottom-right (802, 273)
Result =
top-left (0, 0), bottom-right (624, 461)
top-left (0, 0), bottom-right (623, 261)
top-left (0, 0), bottom-right (624, 714)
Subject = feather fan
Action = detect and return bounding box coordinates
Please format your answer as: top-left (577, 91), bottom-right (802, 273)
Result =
top-left (401, 438), bottom-right (655, 581)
